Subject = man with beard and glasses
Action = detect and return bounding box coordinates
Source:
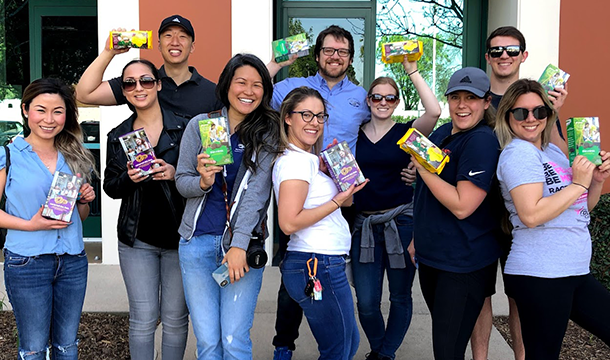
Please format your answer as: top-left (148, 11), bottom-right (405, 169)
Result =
top-left (267, 25), bottom-right (371, 360)
top-left (268, 25), bottom-right (370, 154)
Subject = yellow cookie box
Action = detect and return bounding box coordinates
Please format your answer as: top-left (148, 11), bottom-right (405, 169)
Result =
top-left (381, 40), bottom-right (423, 64)
top-left (110, 30), bottom-right (153, 49)
top-left (397, 128), bottom-right (449, 174)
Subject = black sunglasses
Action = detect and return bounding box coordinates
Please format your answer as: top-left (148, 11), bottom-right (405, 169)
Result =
top-left (368, 94), bottom-right (399, 105)
top-left (487, 45), bottom-right (522, 58)
top-left (509, 106), bottom-right (551, 121)
top-left (122, 77), bottom-right (157, 91)
top-left (290, 110), bottom-right (329, 124)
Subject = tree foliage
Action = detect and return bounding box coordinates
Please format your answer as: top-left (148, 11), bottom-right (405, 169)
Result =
top-left (378, 34), bottom-right (459, 110)
top-left (377, 0), bottom-right (463, 49)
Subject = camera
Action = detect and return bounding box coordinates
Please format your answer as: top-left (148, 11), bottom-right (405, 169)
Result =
top-left (246, 233), bottom-right (267, 269)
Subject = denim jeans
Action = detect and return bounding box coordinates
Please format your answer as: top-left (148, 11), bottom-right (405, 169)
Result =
top-left (3, 248), bottom-right (88, 360)
top-left (179, 234), bottom-right (264, 360)
top-left (351, 214), bottom-right (416, 359)
top-left (281, 251), bottom-right (359, 360)
top-left (118, 239), bottom-right (189, 360)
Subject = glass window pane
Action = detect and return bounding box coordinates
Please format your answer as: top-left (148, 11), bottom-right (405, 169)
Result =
top-left (287, 17), bottom-right (365, 86)
top-left (41, 16), bottom-right (97, 86)
top-left (1, 1), bottom-right (29, 99)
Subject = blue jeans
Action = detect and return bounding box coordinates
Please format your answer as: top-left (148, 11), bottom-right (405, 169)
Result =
top-left (118, 239), bottom-right (189, 360)
top-left (281, 251), bottom-right (359, 360)
top-left (3, 249), bottom-right (88, 360)
top-left (179, 234), bottom-right (264, 360)
top-left (351, 214), bottom-right (416, 359)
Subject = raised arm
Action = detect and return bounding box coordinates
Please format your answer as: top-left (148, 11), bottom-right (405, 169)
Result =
top-left (75, 30), bottom-right (129, 105)
top-left (405, 59), bottom-right (442, 136)
top-left (266, 54), bottom-right (297, 78)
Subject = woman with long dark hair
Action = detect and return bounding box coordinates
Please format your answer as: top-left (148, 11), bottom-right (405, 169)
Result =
top-left (103, 59), bottom-right (190, 360)
top-left (0, 78), bottom-right (96, 359)
top-left (175, 53), bottom-right (280, 359)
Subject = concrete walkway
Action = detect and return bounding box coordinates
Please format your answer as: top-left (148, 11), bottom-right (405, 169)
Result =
top-left (0, 264), bottom-right (514, 359)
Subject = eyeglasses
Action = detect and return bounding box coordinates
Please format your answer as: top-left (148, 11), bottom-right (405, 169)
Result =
top-left (320, 47), bottom-right (350, 58)
top-left (368, 94), bottom-right (399, 105)
top-left (122, 77), bottom-right (157, 91)
top-left (487, 45), bottom-right (522, 58)
top-left (290, 110), bottom-right (329, 124)
top-left (509, 106), bottom-right (551, 121)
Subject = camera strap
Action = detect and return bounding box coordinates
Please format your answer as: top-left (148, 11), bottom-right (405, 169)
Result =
top-left (221, 171), bottom-right (233, 239)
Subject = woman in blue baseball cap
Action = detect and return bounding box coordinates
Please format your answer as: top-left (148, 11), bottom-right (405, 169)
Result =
top-left (410, 67), bottom-right (503, 359)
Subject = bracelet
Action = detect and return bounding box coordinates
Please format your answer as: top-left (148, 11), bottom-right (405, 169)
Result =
top-left (77, 200), bottom-right (89, 205)
top-left (407, 69), bottom-right (419, 76)
top-left (331, 199), bottom-right (340, 209)
top-left (572, 182), bottom-right (589, 191)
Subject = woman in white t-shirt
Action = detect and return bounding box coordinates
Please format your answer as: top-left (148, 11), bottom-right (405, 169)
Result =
top-left (272, 86), bottom-right (367, 360)
top-left (494, 79), bottom-right (610, 359)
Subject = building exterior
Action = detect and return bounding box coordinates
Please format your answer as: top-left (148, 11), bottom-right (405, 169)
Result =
top-left (0, 0), bottom-right (604, 264)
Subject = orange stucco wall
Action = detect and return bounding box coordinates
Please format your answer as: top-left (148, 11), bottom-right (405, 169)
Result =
top-left (559, 1), bottom-right (610, 192)
top-left (139, 0), bottom-right (232, 84)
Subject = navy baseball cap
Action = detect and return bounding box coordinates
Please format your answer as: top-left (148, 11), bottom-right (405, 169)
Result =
top-left (159, 15), bottom-right (195, 41)
top-left (444, 67), bottom-right (490, 98)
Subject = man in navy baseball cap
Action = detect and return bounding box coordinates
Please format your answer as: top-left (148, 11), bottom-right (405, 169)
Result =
top-left (159, 14), bottom-right (195, 41)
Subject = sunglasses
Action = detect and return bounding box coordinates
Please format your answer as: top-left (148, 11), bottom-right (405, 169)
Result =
top-left (122, 77), bottom-right (157, 91)
top-left (290, 110), bottom-right (329, 124)
top-left (487, 45), bottom-right (522, 58)
top-left (368, 94), bottom-right (399, 105)
top-left (509, 106), bottom-right (551, 121)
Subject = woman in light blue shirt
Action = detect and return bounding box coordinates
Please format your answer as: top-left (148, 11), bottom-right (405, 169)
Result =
top-left (0, 78), bottom-right (97, 360)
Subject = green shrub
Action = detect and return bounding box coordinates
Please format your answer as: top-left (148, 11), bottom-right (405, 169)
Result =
top-left (589, 193), bottom-right (610, 291)
top-left (392, 115), bottom-right (418, 124)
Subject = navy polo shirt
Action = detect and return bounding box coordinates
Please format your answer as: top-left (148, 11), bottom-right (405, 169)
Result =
top-left (413, 122), bottom-right (502, 273)
top-left (110, 65), bottom-right (223, 119)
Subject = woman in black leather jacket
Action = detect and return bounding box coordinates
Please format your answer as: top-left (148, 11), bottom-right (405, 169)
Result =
top-left (103, 59), bottom-right (189, 360)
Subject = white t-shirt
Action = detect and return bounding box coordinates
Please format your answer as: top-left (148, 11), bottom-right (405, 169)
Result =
top-left (497, 138), bottom-right (591, 278)
top-left (272, 145), bottom-right (351, 255)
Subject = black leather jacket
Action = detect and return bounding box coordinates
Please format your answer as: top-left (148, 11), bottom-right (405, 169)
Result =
top-left (103, 108), bottom-right (189, 247)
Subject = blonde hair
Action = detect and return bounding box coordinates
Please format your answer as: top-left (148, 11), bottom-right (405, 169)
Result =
top-left (494, 79), bottom-right (556, 149)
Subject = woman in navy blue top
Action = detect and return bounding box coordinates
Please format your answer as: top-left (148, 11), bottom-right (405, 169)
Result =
top-left (0, 78), bottom-right (97, 359)
top-left (412, 67), bottom-right (502, 360)
top-left (351, 59), bottom-right (441, 360)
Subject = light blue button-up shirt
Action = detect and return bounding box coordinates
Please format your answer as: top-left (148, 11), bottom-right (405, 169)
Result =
top-left (272, 72), bottom-right (370, 153)
top-left (1, 137), bottom-right (84, 256)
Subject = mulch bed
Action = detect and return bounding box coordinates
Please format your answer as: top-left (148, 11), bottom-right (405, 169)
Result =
top-left (0, 311), bottom-right (129, 359)
top-left (1, 311), bottom-right (608, 359)
top-left (493, 316), bottom-right (610, 359)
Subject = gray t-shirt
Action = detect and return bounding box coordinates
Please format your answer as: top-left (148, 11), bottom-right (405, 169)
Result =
top-left (497, 138), bottom-right (591, 278)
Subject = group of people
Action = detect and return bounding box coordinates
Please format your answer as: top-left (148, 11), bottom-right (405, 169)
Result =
top-left (1, 12), bottom-right (610, 360)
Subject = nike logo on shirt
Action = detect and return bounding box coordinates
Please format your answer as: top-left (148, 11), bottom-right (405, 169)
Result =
top-left (468, 170), bottom-right (485, 176)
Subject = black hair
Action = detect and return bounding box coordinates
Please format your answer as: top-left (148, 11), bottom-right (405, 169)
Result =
top-left (216, 53), bottom-right (280, 172)
top-left (486, 26), bottom-right (526, 51)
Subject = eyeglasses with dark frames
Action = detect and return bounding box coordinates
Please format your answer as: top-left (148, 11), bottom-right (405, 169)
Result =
top-left (122, 77), bottom-right (157, 91)
top-left (368, 94), bottom-right (399, 105)
top-left (290, 110), bottom-right (329, 124)
top-left (487, 45), bottom-right (522, 58)
top-left (508, 106), bottom-right (551, 121)
top-left (320, 47), bottom-right (350, 58)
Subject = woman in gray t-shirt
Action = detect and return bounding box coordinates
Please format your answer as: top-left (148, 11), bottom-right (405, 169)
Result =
top-left (495, 79), bottom-right (610, 360)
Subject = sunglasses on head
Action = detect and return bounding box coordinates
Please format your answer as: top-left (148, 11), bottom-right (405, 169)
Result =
top-left (509, 106), bottom-right (551, 121)
top-left (122, 77), bottom-right (157, 91)
top-left (487, 45), bottom-right (522, 58)
top-left (368, 94), bottom-right (399, 105)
